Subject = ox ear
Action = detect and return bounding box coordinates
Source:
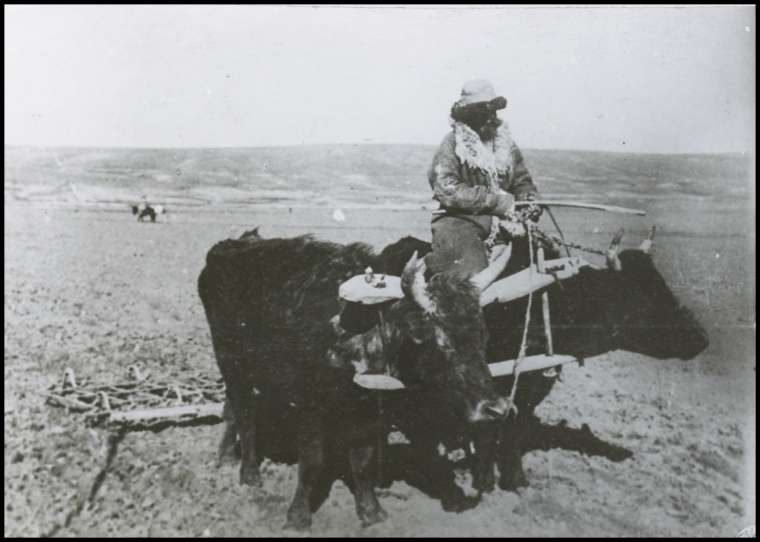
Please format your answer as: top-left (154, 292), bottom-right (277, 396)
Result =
top-left (401, 251), bottom-right (436, 314)
top-left (471, 243), bottom-right (512, 291)
top-left (606, 228), bottom-right (624, 271)
top-left (639, 225), bottom-right (656, 254)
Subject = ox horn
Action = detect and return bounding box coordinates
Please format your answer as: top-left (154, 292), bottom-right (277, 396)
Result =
top-left (471, 243), bottom-right (513, 291)
top-left (639, 225), bottom-right (656, 254)
top-left (606, 228), bottom-right (624, 271)
top-left (401, 251), bottom-right (436, 314)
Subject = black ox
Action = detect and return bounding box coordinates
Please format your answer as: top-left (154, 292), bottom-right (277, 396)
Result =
top-left (440, 229), bottom-right (708, 494)
top-left (330, 228), bottom-right (708, 496)
top-left (198, 229), bottom-right (512, 529)
top-left (198, 227), bottom-right (709, 528)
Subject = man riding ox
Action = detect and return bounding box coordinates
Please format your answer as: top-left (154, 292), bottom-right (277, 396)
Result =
top-left (425, 79), bottom-right (542, 278)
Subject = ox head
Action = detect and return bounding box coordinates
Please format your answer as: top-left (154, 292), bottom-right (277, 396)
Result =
top-left (331, 247), bottom-right (513, 424)
top-left (606, 227), bottom-right (709, 360)
top-left (394, 249), bottom-right (514, 422)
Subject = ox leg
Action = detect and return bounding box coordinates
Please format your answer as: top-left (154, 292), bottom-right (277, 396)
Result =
top-left (236, 399), bottom-right (261, 486)
top-left (472, 425), bottom-right (498, 494)
top-left (286, 431), bottom-right (326, 531)
top-left (220, 375), bottom-right (258, 486)
top-left (308, 467), bottom-right (338, 514)
top-left (217, 400), bottom-right (241, 467)
top-left (497, 414), bottom-right (530, 491)
top-left (210, 330), bottom-right (260, 485)
top-left (402, 437), bottom-right (479, 513)
top-left (349, 445), bottom-right (388, 527)
top-left (391, 404), bottom-right (478, 512)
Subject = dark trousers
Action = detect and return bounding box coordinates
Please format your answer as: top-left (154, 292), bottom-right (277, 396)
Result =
top-left (424, 215), bottom-right (492, 279)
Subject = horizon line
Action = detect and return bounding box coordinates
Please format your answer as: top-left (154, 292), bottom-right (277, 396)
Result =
top-left (3, 142), bottom-right (752, 157)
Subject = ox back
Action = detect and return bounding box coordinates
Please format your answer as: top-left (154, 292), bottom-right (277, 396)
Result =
top-left (198, 235), bottom-right (379, 463)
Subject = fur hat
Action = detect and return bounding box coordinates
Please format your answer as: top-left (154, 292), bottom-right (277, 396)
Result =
top-left (453, 79), bottom-right (507, 110)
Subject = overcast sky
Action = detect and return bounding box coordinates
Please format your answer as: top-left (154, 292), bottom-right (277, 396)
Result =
top-left (4, 5), bottom-right (755, 153)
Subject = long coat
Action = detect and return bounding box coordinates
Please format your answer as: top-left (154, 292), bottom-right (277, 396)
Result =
top-left (424, 121), bottom-right (539, 277)
top-left (427, 122), bottom-right (538, 218)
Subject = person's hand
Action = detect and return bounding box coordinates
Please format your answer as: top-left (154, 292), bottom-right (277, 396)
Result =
top-left (520, 203), bottom-right (543, 222)
top-left (518, 192), bottom-right (542, 222)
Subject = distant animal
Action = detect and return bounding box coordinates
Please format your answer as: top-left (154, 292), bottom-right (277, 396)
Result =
top-left (131, 203), bottom-right (166, 223)
top-left (198, 233), bottom-right (510, 529)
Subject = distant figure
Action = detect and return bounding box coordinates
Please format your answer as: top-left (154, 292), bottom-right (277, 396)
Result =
top-left (138, 205), bottom-right (157, 222)
top-left (131, 202), bottom-right (167, 223)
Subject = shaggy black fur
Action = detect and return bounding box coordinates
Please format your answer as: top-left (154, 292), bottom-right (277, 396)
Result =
top-left (198, 233), bottom-right (504, 529)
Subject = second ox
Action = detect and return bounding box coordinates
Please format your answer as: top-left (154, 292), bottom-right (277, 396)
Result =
top-left (361, 228), bottom-right (710, 493)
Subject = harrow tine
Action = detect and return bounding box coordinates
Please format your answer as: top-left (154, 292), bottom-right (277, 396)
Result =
top-left (62, 367), bottom-right (77, 389)
top-left (98, 392), bottom-right (112, 411)
top-left (128, 365), bottom-right (144, 382)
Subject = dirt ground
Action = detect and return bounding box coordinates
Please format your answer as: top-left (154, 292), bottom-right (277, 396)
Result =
top-left (4, 201), bottom-right (755, 537)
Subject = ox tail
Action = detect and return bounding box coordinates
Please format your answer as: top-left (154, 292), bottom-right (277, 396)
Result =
top-left (197, 263), bottom-right (258, 474)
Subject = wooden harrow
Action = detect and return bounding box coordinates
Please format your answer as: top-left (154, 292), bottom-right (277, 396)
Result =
top-left (44, 366), bottom-right (226, 429)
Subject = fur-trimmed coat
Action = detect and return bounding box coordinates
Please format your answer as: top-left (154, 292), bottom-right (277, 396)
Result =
top-left (428, 121), bottom-right (538, 216)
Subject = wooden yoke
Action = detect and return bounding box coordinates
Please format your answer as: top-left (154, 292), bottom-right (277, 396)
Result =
top-left (343, 253), bottom-right (586, 391)
top-left (479, 256), bottom-right (590, 306)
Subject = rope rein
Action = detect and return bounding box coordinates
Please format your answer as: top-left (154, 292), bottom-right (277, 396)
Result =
top-left (505, 222), bottom-right (535, 416)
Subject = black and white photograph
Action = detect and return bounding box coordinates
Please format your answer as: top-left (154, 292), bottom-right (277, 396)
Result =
top-left (4, 4), bottom-right (755, 537)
